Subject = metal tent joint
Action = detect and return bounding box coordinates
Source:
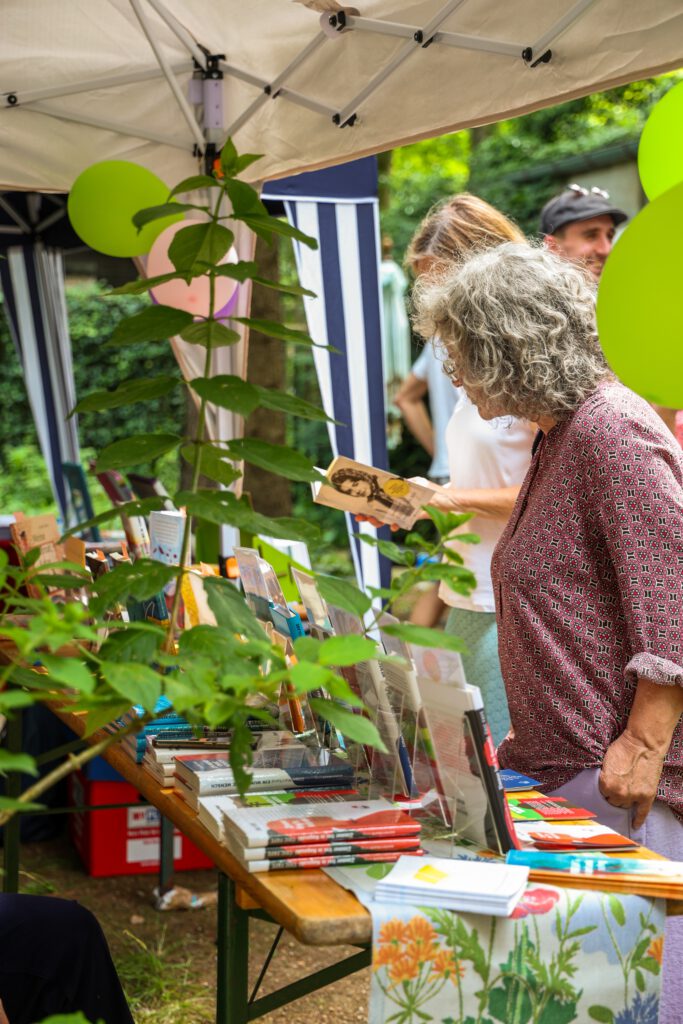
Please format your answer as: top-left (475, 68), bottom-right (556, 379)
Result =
top-left (5, 94), bottom-right (18, 107)
top-left (522, 47), bottom-right (553, 66)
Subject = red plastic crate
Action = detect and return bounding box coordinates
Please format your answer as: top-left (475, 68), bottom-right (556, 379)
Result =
top-left (68, 771), bottom-right (213, 877)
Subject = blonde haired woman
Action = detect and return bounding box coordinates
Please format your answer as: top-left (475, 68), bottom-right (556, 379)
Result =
top-left (377, 195), bottom-right (536, 744)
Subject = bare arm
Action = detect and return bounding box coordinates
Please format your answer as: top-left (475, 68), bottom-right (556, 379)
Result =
top-left (394, 373), bottom-right (434, 456)
top-left (599, 678), bottom-right (683, 828)
top-left (423, 482), bottom-right (521, 520)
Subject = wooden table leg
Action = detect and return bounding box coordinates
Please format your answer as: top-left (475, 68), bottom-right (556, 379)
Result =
top-left (158, 813), bottom-right (174, 894)
top-left (216, 872), bottom-right (249, 1024)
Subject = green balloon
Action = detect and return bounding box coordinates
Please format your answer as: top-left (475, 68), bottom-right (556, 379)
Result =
top-left (638, 81), bottom-right (683, 200)
top-left (596, 181), bottom-right (683, 409)
top-left (67, 160), bottom-right (181, 257)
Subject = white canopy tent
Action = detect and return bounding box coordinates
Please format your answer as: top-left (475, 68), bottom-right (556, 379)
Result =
top-left (1, 0), bottom-right (682, 191)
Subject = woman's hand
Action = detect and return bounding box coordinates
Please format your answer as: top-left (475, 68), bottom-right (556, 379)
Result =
top-left (599, 730), bottom-right (665, 830)
top-left (354, 514), bottom-right (400, 532)
top-left (0, 998), bottom-right (9, 1024)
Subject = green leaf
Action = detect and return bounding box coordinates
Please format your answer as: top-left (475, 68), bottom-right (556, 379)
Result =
top-left (240, 214), bottom-right (318, 249)
top-left (0, 750), bottom-right (38, 777)
top-left (190, 375), bottom-right (260, 415)
top-left (292, 636), bottom-right (322, 662)
top-left (213, 260), bottom-right (258, 283)
top-left (381, 623), bottom-right (468, 653)
top-left (169, 174), bottom-right (222, 196)
top-left (635, 969), bottom-right (645, 992)
top-left (132, 202), bottom-right (195, 229)
top-left (168, 222), bottom-right (234, 273)
top-left (289, 661), bottom-right (331, 692)
top-left (0, 690), bottom-right (38, 710)
top-left (0, 796), bottom-right (44, 813)
top-left (224, 178), bottom-right (268, 217)
top-left (639, 956), bottom-right (661, 975)
top-left (315, 574), bottom-right (371, 618)
top-left (219, 138), bottom-right (240, 177)
top-left (181, 443), bottom-right (242, 487)
top-left (70, 375), bottom-right (180, 416)
top-left (96, 433), bottom-right (181, 472)
top-left (233, 317), bottom-right (317, 347)
top-left (607, 894), bottom-right (626, 927)
top-left (108, 270), bottom-right (192, 295)
top-left (108, 305), bottom-right (193, 346)
top-left (203, 576), bottom-right (268, 641)
top-left (357, 534), bottom-right (416, 566)
top-left (175, 489), bottom-right (320, 543)
top-left (235, 152), bottom-right (262, 174)
top-left (179, 320), bottom-right (241, 347)
top-left (252, 385), bottom-right (333, 422)
top-left (82, 701), bottom-right (132, 737)
top-left (424, 506), bottom-right (474, 538)
top-left (100, 661), bottom-right (163, 711)
top-left (225, 438), bottom-right (323, 483)
top-left (88, 560), bottom-right (178, 616)
top-left (61, 497), bottom-right (168, 539)
top-left (251, 274), bottom-right (316, 298)
top-left (309, 699), bottom-right (386, 751)
top-left (588, 1008), bottom-right (614, 1023)
top-left (318, 634), bottom-right (379, 666)
top-left (34, 1014), bottom-right (97, 1024)
top-left (40, 655), bottom-right (96, 694)
top-left (98, 625), bottom-right (164, 664)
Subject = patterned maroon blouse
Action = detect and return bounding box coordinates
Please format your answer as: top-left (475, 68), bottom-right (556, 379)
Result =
top-left (492, 382), bottom-right (683, 820)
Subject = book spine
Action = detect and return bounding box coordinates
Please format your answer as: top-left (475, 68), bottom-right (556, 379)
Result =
top-left (193, 772), bottom-right (354, 795)
top-left (246, 851), bottom-right (406, 873)
top-left (464, 707), bottom-right (521, 854)
top-left (240, 823), bottom-right (421, 849)
top-left (243, 838), bottom-right (422, 861)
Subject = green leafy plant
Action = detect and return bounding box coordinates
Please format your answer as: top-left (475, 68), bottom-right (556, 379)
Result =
top-left (0, 138), bottom-right (476, 829)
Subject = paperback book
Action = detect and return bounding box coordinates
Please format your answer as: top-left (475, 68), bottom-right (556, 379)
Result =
top-left (507, 796), bottom-right (597, 822)
top-left (514, 821), bottom-right (638, 851)
top-left (311, 456), bottom-right (436, 531)
top-left (374, 854), bottom-right (529, 916)
top-left (174, 745), bottom-right (355, 797)
top-left (240, 850), bottom-right (412, 874)
top-left (507, 849), bottom-right (683, 900)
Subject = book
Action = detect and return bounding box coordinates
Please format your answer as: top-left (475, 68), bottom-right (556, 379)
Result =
top-left (291, 567), bottom-right (331, 630)
top-left (416, 677), bottom-right (520, 854)
top-left (374, 855), bottom-right (529, 916)
top-left (230, 834), bottom-right (422, 862)
top-left (219, 793), bottom-right (421, 849)
top-left (95, 468), bottom-right (151, 558)
top-left (311, 456), bottom-right (436, 531)
top-left (240, 850), bottom-right (411, 874)
top-left (499, 769), bottom-right (541, 792)
top-left (174, 745), bottom-right (355, 796)
top-left (507, 796), bottom-right (597, 822)
top-left (514, 821), bottom-right (639, 851)
top-left (506, 850), bottom-right (683, 900)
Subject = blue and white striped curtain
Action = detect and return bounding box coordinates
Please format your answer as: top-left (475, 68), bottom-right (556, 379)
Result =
top-left (262, 158), bottom-right (390, 593)
top-left (0, 244), bottom-right (80, 521)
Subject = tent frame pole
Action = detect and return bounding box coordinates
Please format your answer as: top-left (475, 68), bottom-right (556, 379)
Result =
top-left (529, 0), bottom-right (601, 59)
top-left (335, 0), bottom-right (469, 126)
top-left (129, 0), bottom-right (206, 151)
top-left (3, 63), bottom-right (190, 108)
top-left (142, 0), bottom-right (208, 70)
top-left (24, 101), bottom-right (191, 150)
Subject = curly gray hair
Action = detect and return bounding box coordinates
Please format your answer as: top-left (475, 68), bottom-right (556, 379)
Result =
top-left (412, 242), bottom-right (613, 422)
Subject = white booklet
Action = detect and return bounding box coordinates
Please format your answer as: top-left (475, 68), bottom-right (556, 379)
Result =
top-left (375, 854), bottom-right (529, 916)
top-left (311, 456), bottom-right (436, 530)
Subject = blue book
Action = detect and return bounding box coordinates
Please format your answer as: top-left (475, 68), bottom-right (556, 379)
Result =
top-left (270, 603), bottom-right (306, 639)
top-left (499, 769), bottom-right (541, 792)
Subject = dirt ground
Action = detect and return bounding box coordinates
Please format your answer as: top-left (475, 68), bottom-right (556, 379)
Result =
top-left (19, 833), bottom-right (370, 1024)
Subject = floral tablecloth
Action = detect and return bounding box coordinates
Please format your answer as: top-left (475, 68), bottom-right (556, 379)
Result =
top-left (326, 862), bottom-right (665, 1024)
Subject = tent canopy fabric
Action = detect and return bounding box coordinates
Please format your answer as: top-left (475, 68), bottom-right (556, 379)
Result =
top-left (1, 1), bottom-right (682, 193)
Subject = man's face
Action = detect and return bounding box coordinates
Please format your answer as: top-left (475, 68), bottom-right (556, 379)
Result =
top-left (545, 214), bottom-right (616, 280)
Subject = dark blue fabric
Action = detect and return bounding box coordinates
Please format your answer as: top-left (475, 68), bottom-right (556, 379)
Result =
top-left (262, 156), bottom-right (378, 203)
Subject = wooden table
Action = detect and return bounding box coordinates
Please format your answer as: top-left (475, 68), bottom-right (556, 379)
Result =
top-left (49, 709), bottom-right (373, 1024)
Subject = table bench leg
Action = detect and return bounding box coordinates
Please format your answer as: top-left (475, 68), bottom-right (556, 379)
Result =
top-left (216, 872), bottom-right (249, 1024)
top-left (158, 813), bottom-right (175, 894)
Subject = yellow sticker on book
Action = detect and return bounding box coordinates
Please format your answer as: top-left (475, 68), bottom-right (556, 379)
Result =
top-left (383, 478), bottom-right (410, 499)
top-left (414, 864), bottom-right (449, 884)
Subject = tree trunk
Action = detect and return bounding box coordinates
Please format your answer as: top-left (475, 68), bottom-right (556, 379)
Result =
top-left (242, 235), bottom-right (292, 517)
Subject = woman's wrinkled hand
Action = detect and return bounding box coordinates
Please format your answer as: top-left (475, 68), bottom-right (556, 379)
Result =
top-left (599, 730), bottom-right (666, 830)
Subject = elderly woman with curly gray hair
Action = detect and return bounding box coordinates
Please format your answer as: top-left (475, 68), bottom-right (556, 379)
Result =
top-left (414, 242), bottom-right (683, 1023)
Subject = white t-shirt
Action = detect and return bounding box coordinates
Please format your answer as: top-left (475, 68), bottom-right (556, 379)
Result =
top-left (440, 396), bottom-right (535, 613)
top-left (412, 345), bottom-right (460, 481)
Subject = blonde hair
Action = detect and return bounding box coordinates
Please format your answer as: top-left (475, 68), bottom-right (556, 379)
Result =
top-left (412, 243), bottom-right (612, 422)
top-left (405, 193), bottom-right (525, 274)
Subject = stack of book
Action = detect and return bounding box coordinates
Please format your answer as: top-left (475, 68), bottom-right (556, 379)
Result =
top-left (375, 854), bottom-right (529, 916)
top-left (104, 698), bottom-right (194, 765)
top-left (507, 849), bottom-right (683, 901)
top-left (174, 743), bottom-right (356, 811)
top-left (211, 791), bottom-right (422, 873)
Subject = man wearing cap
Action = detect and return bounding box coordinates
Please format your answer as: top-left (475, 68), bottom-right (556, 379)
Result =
top-left (541, 184), bottom-right (678, 433)
top-left (540, 183), bottom-right (627, 282)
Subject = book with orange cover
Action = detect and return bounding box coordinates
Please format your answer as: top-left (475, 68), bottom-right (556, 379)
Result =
top-left (514, 820), bottom-right (638, 852)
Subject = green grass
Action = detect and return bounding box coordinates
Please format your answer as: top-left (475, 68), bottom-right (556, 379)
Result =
top-left (114, 929), bottom-right (214, 1024)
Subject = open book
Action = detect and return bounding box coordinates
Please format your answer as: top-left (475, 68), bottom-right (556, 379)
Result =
top-left (311, 456), bottom-right (436, 530)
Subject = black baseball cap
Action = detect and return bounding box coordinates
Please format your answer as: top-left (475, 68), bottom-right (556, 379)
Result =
top-left (540, 185), bottom-right (628, 235)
